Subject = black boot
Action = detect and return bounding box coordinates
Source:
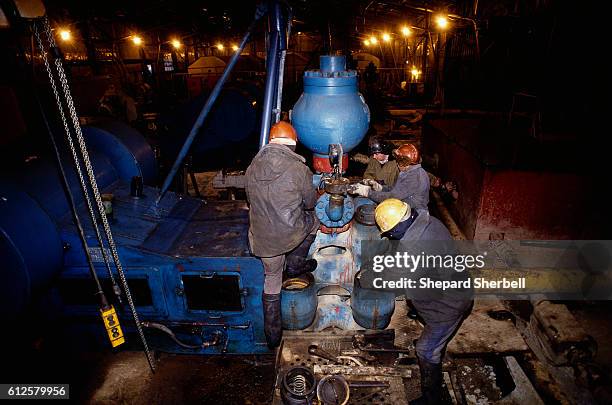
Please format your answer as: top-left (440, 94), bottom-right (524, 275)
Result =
top-left (285, 257), bottom-right (318, 278)
top-left (410, 358), bottom-right (442, 405)
top-left (262, 293), bottom-right (282, 349)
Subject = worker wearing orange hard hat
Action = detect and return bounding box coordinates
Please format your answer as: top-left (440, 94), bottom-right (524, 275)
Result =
top-left (352, 143), bottom-right (429, 211)
top-left (245, 121), bottom-right (319, 348)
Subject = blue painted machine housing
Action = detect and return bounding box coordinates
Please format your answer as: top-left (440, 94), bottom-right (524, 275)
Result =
top-left (286, 57), bottom-right (394, 331)
top-left (59, 185), bottom-right (266, 354)
top-left (82, 121), bottom-right (157, 184)
top-left (0, 186), bottom-right (64, 317)
top-left (291, 55), bottom-right (370, 158)
top-left (0, 121), bottom-right (267, 354)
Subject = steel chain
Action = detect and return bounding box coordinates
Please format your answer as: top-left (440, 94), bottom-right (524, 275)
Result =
top-left (32, 23), bottom-right (119, 293)
top-left (37, 18), bottom-right (155, 372)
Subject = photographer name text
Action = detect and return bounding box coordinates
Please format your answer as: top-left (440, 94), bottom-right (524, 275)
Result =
top-left (372, 277), bottom-right (526, 290)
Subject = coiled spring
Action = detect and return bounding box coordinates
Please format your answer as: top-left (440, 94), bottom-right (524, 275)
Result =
top-left (289, 374), bottom-right (307, 396)
top-left (281, 366), bottom-right (316, 404)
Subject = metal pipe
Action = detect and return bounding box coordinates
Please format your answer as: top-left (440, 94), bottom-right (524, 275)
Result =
top-left (259, 4), bottom-right (283, 150)
top-left (274, 7), bottom-right (291, 123)
top-left (432, 190), bottom-right (466, 240)
top-left (348, 381), bottom-right (390, 389)
top-left (421, 13), bottom-right (429, 87)
top-left (142, 321), bottom-right (222, 349)
top-left (157, 11), bottom-right (264, 203)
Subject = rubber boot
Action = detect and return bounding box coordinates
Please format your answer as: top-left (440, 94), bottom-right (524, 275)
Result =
top-left (285, 257), bottom-right (318, 278)
top-left (262, 293), bottom-right (282, 349)
top-left (410, 358), bottom-right (443, 405)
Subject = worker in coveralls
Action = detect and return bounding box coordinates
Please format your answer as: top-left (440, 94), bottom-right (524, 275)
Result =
top-left (374, 198), bottom-right (472, 404)
top-left (363, 137), bottom-right (399, 188)
top-left (245, 121), bottom-right (319, 348)
top-left (352, 143), bottom-right (430, 211)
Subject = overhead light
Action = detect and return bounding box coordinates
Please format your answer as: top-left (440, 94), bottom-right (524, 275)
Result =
top-left (216, 43), bottom-right (224, 50)
top-left (231, 44), bottom-right (239, 52)
top-left (363, 39), bottom-right (371, 46)
top-left (59, 29), bottom-right (72, 42)
top-left (435, 15), bottom-right (449, 30)
top-left (369, 36), bottom-right (378, 45)
top-left (382, 32), bottom-right (391, 42)
top-left (131, 35), bottom-right (143, 46)
top-left (401, 26), bottom-right (411, 37)
top-left (171, 39), bottom-right (181, 49)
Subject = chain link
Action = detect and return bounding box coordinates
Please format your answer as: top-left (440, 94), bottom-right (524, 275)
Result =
top-left (36, 18), bottom-right (155, 372)
top-left (32, 23), bottom-right (119, 293)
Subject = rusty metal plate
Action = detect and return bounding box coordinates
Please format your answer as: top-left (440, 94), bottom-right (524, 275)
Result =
top-left (272, 330), bottom-right (414, 405)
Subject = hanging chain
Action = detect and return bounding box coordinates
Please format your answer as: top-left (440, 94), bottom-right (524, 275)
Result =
top-left (35, 18), bottom-right (155, 372)
top-left (32, 23), bottom-right (120, 298)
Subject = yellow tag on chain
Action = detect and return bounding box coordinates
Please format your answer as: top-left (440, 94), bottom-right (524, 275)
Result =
top-left (100, 306), bottom-right (125, 347)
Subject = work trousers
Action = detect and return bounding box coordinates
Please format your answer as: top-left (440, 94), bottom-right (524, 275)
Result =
top-left (261, 222), bottom-right (318, 295)
top-left (415, 315), bottom-right (465, 363)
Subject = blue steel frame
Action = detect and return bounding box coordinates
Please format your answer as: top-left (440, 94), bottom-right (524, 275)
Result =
top-left (58, 183), bottom-right (268, 354)
top-left (1, 118), bottom-right (269, 354)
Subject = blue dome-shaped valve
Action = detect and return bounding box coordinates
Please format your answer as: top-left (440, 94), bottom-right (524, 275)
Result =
top-left (291, 55), bottom-right (370, 173)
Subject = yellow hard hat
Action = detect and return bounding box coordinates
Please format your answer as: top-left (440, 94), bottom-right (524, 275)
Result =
top-left (374, 198), bottom-right (410, 233)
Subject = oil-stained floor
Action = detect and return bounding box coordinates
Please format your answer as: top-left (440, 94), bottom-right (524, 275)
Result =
top-left (86, 353), bottom-right (276, 404)
top-left (3, 339), bottom-right (276, 404)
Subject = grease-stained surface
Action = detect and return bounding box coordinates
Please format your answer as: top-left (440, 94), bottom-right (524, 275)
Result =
top-left (86, 353), bottom-right (276, 404)
top-left (448, 300), bottom-right (529, 354)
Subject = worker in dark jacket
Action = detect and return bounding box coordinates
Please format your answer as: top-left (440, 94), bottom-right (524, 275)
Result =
top-left (375, 198), bottom-right (472, 404)
top-left (352, 143), bottom-right (429, 211)
top-left (363, 138), bottom-right (399, 187)
top-left (245, 121), bottom-right (319, 348)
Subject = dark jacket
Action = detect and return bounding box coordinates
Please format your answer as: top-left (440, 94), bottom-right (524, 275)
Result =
top-left (245, 143), bottom-right (317, 257)
top-left (364, 158), bottom-right (399, 187)
top-left (401, 210), bottom-right (472, 323)
top-left (369, 164), bottom-right (429, 210)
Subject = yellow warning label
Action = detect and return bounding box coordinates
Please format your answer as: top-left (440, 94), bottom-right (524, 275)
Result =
top-left (101, 306), bottom-right (125, 347)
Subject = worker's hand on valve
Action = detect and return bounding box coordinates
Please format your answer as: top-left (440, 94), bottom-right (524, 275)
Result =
top-left (363, 179), bottom-right (383, 191)
top-left (350, 183), bottom-right (371, 197)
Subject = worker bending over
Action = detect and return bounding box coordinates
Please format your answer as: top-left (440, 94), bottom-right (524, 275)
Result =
top-left (363, 137), bottom-right (399, 187)
top-left (352, 143), bottom-right (430, 211)
top-left (245, 121), bottom-right (319, 348)
top-left (375, 198), bottom-right (472, 404)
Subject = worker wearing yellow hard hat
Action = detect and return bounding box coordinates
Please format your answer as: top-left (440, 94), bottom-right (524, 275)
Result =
top-left (374, 198), bottom-right (410, 233)
top-left (373, 198), bottom-right (472, 404)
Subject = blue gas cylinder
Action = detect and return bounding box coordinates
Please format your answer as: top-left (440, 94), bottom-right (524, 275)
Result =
top-left (351, 273), bottom-right (396, 330)
top-left (291, 55), bottom-right (369, 171)
top-left (281, 273), bottom-right (318, 330)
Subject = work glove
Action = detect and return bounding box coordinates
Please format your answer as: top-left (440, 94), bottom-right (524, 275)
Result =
top-left (363, 179), bottom-right (383, 191)
top-left (349, 183), bottom-right (371, 197)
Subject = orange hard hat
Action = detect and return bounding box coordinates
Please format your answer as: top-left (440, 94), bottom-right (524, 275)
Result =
top-left (269, 121), bottom-right (298, 145)
top-left (393, 143), bottom-right (420, 166)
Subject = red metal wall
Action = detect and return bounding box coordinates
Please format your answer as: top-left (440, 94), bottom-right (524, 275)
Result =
top-left (474, 170), bottom-right (592, 240)
top-left (424, 118), bottom-right (486, 239)
top-left (424, 116), bottom-right (593, 240)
